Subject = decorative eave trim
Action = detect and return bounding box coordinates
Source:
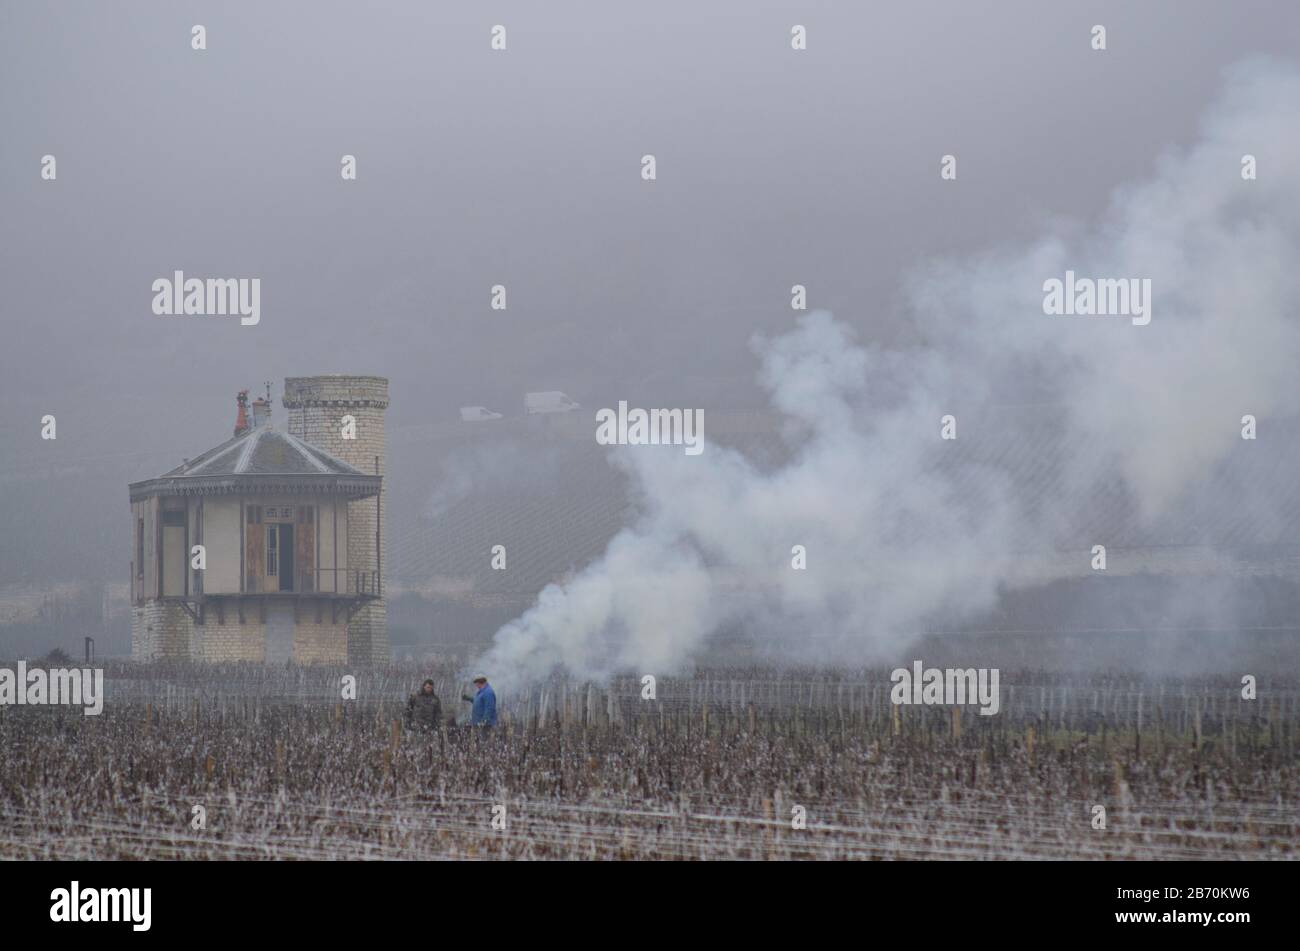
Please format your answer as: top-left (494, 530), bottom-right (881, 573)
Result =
top-left (281, 398), bottom-right (390, 410)
top-left (129, 473), bottom-right (381, 503)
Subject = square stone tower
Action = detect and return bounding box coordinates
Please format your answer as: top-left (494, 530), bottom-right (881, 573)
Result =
top-left (282, 375), bottom-right (390, 664)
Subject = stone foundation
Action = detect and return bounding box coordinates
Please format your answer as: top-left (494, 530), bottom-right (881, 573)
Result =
top-left (132, 601), bottom-right (195, 660)
top-left (132, 599), bottom-right (349, 664)
top-left (292, 614), bottom-right (349, 664)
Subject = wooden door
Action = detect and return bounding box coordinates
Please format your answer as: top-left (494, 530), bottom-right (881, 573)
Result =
top-left (245, 504), bottom-right (264, 593)
top-left (296, 506), bottom-right (316, 592)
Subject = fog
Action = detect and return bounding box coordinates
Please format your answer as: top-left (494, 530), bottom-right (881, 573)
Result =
top-left (2, 3), bottom-right (1298, 673)
top-left (476, 55), bottom-right (1300, 688)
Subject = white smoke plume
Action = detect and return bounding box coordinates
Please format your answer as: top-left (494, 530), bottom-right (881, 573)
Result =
top-left (475, 58), bottom-right (1300, 692)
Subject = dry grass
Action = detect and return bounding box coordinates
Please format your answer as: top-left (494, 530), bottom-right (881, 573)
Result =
top-left (0, 662), bottom-right (1295, 859)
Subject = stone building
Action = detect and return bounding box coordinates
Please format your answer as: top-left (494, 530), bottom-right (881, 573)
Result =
top-left (128, 377), bottom-right (389, 664)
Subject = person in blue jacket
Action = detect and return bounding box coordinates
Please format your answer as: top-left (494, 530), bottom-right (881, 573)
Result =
top-left (462, 674), bottom-right (497, 726)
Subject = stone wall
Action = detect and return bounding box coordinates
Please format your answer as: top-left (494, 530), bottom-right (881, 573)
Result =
top-left (132, 601), bottom-right (194, 660)
top-left (195, 612), bottom-right (266, 663)
top-left (133, 599), bottom-right (349, 664)
top-left (291, 613), bottom-right (349, 664)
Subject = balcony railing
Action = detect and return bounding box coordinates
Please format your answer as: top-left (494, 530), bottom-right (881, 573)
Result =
top-left (241, 568), bottom-right (382, 597)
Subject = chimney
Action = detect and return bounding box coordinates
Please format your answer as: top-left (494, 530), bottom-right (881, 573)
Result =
top-left (234, 389), bottom-right (250, 436)
top-left (251, 387), bottom-right (272, 430)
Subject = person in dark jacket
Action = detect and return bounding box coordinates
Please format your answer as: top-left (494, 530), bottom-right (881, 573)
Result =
top-left (405, 679), bottom-right (443, 731)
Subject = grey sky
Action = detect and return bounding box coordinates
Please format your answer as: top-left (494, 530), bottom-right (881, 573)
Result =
top-left (1, 0), bottom-right (1298, 589)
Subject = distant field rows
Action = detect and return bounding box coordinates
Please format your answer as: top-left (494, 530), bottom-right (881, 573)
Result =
top-left (1, 664), bottom-right (1295, 860)
top-left (81, 662), bottom-right (1300, 726)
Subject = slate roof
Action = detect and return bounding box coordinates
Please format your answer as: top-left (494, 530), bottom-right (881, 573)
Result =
top-left (129, 427), bottom-right (381, 501)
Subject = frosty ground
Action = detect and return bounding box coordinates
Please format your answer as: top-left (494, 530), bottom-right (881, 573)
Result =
top-left (0, 663), bottom-right (1295, 860)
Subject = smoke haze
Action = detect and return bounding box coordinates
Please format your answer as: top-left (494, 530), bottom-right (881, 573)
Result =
top-left (477, 59), bottom-right (1300, 690)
